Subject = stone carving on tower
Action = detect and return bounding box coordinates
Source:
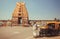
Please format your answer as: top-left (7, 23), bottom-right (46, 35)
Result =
top-left (12, 2), bottom-right (29, 26)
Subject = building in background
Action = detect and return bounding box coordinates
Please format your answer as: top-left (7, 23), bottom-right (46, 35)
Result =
top-left (12, 2), bottom-right (29, 26)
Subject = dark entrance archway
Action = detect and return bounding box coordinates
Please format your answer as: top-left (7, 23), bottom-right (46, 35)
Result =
top-left (18, 17), bottom-right (22, 24)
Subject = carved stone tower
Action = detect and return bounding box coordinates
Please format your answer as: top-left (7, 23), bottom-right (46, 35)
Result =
top-left (12, 2), bottom-right (29, 26)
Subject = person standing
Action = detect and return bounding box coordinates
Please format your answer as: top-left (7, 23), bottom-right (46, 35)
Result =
top-left (33, 22), bottom-right (38, 38)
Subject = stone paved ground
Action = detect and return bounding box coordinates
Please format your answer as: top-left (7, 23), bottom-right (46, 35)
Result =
top-left (0, 26), bottom-right (60, 39)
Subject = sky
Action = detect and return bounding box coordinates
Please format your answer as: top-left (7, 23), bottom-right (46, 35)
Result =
top-left (0, 0), bottom-right (60, 20)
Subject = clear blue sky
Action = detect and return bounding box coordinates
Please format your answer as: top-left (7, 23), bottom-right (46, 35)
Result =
top-left (0, 0), bottom-right (60, 20)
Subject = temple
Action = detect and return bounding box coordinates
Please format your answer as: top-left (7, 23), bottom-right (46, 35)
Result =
top-left (12, 2), bottom-right (29, 26)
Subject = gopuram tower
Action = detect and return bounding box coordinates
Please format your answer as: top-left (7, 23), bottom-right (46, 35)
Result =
top-left (12, 2), bottom-right (29, 26)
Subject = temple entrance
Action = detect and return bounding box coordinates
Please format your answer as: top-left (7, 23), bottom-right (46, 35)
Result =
top-left (18, 17), bottom-right (22, 24)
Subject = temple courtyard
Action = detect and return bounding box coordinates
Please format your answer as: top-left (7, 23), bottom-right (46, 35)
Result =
top-left (0, 26), bottom-right (60, 39)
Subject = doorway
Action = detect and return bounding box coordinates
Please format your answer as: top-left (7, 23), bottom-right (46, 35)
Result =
top-left (18, 17), bottom-right (22, 24)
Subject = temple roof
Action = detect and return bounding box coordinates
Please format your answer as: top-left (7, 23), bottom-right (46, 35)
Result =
top-left (12, 2), bottom-right (28, 18)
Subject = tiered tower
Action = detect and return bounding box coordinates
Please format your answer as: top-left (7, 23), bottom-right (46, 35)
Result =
top-left (12, 2), bottom-right (29, 26)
